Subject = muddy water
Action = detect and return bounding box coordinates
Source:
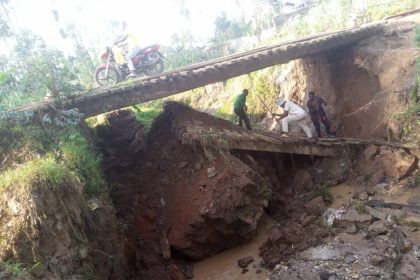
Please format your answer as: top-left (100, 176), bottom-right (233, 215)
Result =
top-left (193, 215), bottom-right (271, 280)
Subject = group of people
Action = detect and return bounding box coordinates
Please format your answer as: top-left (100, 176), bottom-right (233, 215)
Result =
top-left (233, 89), bottom-right (332, 138)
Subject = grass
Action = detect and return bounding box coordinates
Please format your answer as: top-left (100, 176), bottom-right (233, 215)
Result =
top-left (393, 25), bottom-right (420, 147)
top-left (58, 128), bottom-right (106, 198)
top-left (0, 122), bottom-right (106, 198)
top-left (312, 185), bottom-right (333, 205)
top-left (0, 260), bottom-right (40, 278)
top-left (0, 156), bottom-right (72, 190)
top-left (355, 203), bottom-right (367, 214)
top-left (131, 101), bottom-right (163, 132)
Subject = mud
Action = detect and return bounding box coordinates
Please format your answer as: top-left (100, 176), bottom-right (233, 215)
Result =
top-left (192, 215), bottom-right (271, 280)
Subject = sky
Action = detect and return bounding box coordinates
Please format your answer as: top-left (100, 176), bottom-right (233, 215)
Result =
top-left (9, 0), bottom-right (259, 53)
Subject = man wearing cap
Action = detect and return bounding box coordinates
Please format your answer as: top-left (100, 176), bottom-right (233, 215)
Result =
top-left (273, 97), bottom-right (312, 138)
top-left (233, 89), bottom-right (252, 130)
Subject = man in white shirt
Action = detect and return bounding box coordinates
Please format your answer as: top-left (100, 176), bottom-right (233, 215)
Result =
top-left (273, 97), bottom-right (312, 138)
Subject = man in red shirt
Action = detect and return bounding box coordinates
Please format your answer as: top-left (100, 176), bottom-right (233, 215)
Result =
top-left (306, 91), bottom-right (332, 138)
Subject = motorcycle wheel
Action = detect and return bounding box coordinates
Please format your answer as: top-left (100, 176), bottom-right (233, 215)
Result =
top-left (95, 66), bottom-right (121, 86)
top-left (144, 58), bottom-right (164, 76)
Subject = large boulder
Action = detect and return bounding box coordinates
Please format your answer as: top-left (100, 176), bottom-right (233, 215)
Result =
top-left (378, 149), bottom-right (417, 179)
top-left (165, 154), bottom-right (270, 260)
top-left (358, 147), bottom-right (417, 182)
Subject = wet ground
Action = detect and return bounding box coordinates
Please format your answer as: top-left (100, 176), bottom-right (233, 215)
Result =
top-left (194, 181), bottom-right (420, 280)
top-left (193, 215), bottom-right (271, 280)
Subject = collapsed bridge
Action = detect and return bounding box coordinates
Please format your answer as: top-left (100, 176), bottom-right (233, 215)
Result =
top-left (15, 23), bottom-right (384, 118)
top-left (161, 102), bottom-right (416, 157)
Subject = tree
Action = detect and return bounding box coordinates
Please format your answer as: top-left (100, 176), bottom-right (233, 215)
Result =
top-left (0, 29), bottom-right (83, 108)
top-left (213, 12), bottom-right (251, 44)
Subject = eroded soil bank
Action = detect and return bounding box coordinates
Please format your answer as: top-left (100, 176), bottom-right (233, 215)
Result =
top-left (95, 101), bottom-right (419, 279)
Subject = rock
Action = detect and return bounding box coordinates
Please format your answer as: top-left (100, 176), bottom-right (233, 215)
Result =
top-left (241, 268), bottom-right (249, 274)
top-left (344, 253), bottom-right (356, 264)
top-left (365, 206), bottom-right (387, 220)
top-left (311, 157), bottom-right (349, 186)
top-left (334, 209), bottom-right (372, 229)
top-left (207, 167), bottom-right (217, 178)
top-left (366, 187), bottom-right (376, 196)
top-left (79, 247), bottom-right (88, 260)
top-left (194, 163), bottom-right (201, 171)
top-left (238, 256), bottom-right (255, 268)
top-left (292, 169), bottom-right (312, 193)
top-left (304, 196), bottom-right (326, 215)
top-left (167, 154), bottom-right (268, 260)
top-left (184, 264), bottom-right (193, 279)
top-left (159, 232), bottom-right (172, 261)
top-left (368, 220), bottom-right (389, 236)
top-left (323, 208), bottom-right (346, 227)
top-left (256, 269), bottom-right (262, 274)
top-left (301, 214), bottom-right (316, 226)
top-left (401, 239), bottom-right (413, 253)
top-left (360, 269), bottom-right (380, 277)
top-left (398, 262), bottom-right (417, 279)
top-left (407, 195), bottom-right (420, 205)
top-left (179, 162), bottom-right (188, 168)
top-left (379, 149), bottom-right (417, 179)
top-left (168, 264), bottom-right (186, 280)
top-left (300, 246), bottom-right (341, 261)
top-left (358, 192), bottom-right (369, 201)
top-left (345, 223), bottom-right (358, 234)
top-left (364, 144), bottom-right (379, 160)
top-left (369, 255), bottom-right (384, 266)
top-left (369, 169), bottom-right (385, 184)
top-left (414, 246), bottom-right (420, 259)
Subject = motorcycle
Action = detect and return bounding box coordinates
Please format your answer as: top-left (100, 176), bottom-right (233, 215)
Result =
top-left (94, 44), bottom-right (165, 86)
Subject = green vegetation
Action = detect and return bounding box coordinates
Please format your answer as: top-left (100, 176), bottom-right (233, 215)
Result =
top-left (0, 121), bottom-right (106, 198)
top-left (0, 156), bottom-right (72, 190)
top-left (312, 185), bottom-right (333, 205)
top-left (131, 101), bottom-right (164, 132)
top-left (0, 260), bottom-right (40, 278)
top-left (355, 203), bottom-right (367, 214)
top-left (238, 206), bottom-right (253, 217)
top-left (257, 185), bottom-right (273, 200)
top-left (58, 128), bottom-right (105, 197)
top-left (393, 24), bottom-right (420, 147)
top-left (404, 220), bottom-right (420, 228)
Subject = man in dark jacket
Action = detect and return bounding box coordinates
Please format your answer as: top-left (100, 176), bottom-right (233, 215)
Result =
top-left (233, 89), bottom-right (252, 130)
top-left (306, 91), bottom-right (332, 137)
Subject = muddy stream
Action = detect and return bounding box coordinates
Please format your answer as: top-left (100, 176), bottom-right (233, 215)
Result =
top-left (193, 215), bottom-right (272, 280)
top-left (193, 182), bottom-right (420, 279)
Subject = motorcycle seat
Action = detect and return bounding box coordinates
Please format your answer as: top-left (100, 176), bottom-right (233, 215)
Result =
top-left (138, 44), bottom-right (159, 54)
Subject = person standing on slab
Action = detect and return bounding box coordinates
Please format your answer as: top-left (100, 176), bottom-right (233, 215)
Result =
top-left (273, 97), bottom-right (312, 138)
top-left (306, 91), bottom-right (332, 138)
top-left (233, 89), bottom-right (252, 130)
